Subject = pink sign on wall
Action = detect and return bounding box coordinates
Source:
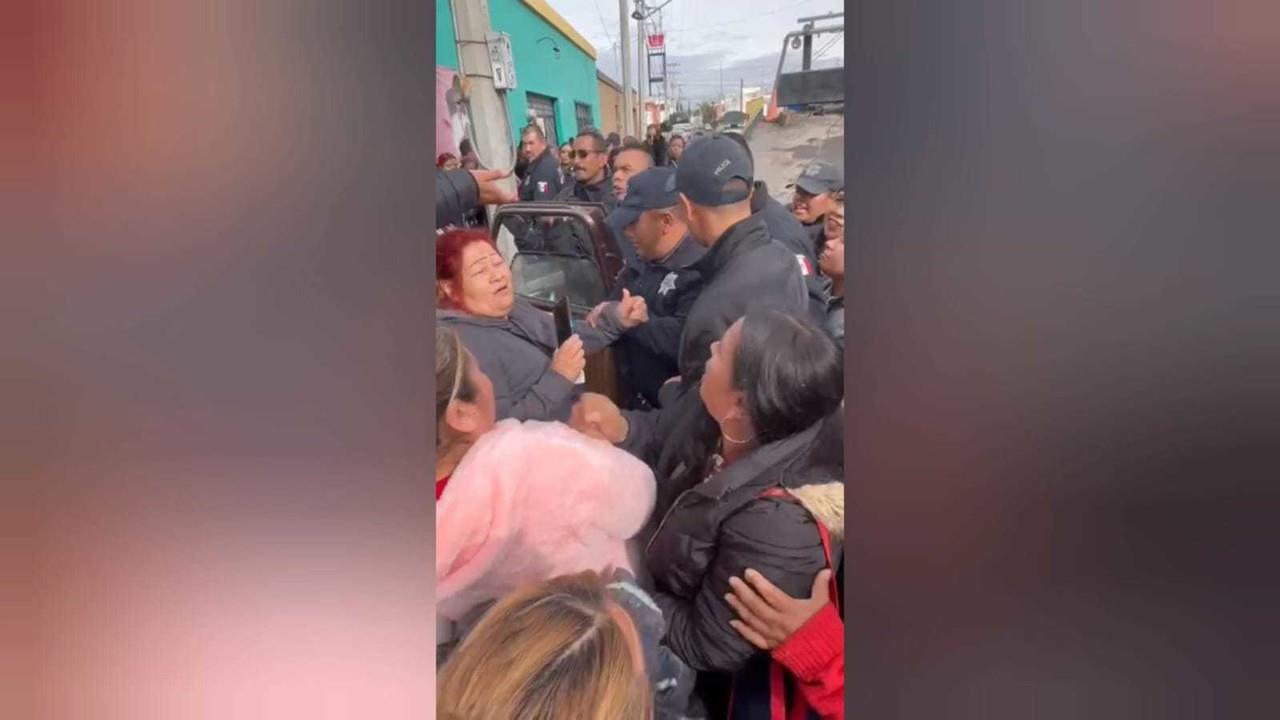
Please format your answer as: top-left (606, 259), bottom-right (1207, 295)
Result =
top-left (436, 67), bottom-right (471, 158)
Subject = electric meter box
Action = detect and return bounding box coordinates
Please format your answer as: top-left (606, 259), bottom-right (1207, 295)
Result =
top-left (486, 32), bottom-right (517, 90)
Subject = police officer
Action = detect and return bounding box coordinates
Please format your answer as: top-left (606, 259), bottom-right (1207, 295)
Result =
top-left (722, 132), bottom-right (830, 329)
top-left (586, 168), bottom-right (706, 410)
top-left (605, 142), bottom-right (655, 270)
top-left (517, 124), bottom-right (563, 202)
top-left (787, 160), bottom-right (843, 240)
top-left (671, 134), bottom-right (809, 390)
top-left (556, 129), bottom-right (617, 211)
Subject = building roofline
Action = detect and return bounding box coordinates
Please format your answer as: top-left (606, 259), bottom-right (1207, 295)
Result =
top-left (596, 70), bottom-right (639, 99)
top-left (597, 69), bottom-right (621, 91)
top-left (522, 0), bottom-right (597, 60)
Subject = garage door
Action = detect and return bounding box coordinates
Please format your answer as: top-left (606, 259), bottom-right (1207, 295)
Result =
top-left (526, 93), bottom-right (558, 149)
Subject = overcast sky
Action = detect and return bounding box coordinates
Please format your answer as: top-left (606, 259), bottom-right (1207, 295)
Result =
top-left (543, 0), bottom-right (845, 105)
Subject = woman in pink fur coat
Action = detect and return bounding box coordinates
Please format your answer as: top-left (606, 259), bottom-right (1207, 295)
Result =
top-left (434, 326), bottom-right (656, 628)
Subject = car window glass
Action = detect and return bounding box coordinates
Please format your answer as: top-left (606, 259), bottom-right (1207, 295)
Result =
top-left (510, 252), bottom-right (606, 311)
top-left (497, 214), bottom-right (594, 261)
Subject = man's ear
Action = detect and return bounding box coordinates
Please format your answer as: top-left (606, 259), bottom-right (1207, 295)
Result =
top-left (679, 193), bottom-right (695, 223)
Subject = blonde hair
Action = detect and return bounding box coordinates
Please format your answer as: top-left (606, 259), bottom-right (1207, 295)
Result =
top-left (436, 326), bottom-right (474, 450)
top-left (437, 571), bottom-right (651, 720)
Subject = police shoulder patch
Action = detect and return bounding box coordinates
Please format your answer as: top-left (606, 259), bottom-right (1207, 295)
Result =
top-left (658, 272), bottom-right (679, 296)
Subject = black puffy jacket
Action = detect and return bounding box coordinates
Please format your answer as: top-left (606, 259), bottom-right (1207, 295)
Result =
top-left (620, 396), bottom-right (845, 679)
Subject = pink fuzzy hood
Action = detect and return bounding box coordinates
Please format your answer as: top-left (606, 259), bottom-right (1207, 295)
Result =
top-left (436, 419), bottom-right (656, 622)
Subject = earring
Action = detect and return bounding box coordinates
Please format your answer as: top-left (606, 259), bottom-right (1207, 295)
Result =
top-left (720, 415), bottom-right (756, 445)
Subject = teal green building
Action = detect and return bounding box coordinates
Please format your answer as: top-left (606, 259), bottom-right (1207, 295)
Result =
top-left (437, 0), bottom-right (602, 150)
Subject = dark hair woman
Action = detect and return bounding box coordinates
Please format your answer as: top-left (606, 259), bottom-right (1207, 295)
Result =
top-left (666, 134), bottom-right (685, 168)
top-left (646, 123), bottom-right (668, 167)
top-left (571, 309), bottom-right (844, 719)
top-left (436, 228), bottom-right (624, 421)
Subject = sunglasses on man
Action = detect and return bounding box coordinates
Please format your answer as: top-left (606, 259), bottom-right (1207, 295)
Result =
top-left (571, 148), bottom-right (604, 159)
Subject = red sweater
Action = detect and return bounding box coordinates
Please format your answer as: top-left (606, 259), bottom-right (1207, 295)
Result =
top-left (771, 603), bottom-right (844, 720)
top-left (435, 475), bottom-right (450, 500)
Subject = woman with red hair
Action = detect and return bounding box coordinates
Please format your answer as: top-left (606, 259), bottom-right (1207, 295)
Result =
top-left (436, 228), bottom-right (623, 421)
top-left (437, 152), bottom-right (460, 170)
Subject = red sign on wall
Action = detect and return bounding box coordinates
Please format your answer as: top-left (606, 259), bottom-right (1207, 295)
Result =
top-left (647, 33), bottom-right (664, 50)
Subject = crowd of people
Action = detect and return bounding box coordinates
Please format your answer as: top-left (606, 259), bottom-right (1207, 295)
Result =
top-left (434, 120), bottom-right (846, 719)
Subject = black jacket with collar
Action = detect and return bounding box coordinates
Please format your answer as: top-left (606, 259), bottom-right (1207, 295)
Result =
top-left (619, 394), bottom-right (845, 675)
top-left (676, 213), bottom-right (808, 387)
top-left (555, 173), bottom-right (617, 211)
top-left (518, 147), bottom-right (563, 201)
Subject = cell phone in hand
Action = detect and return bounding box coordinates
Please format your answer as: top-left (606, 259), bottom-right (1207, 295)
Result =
top-left (553, 296), bottom-right (574, 345)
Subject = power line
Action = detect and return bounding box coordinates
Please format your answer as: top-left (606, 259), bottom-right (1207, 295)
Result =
top-left (591, 0), bottom-right (614, 46)
top-left (659, 0), bottom-right (827, 35)
top-left (812, 31), bottom-right (843, 61)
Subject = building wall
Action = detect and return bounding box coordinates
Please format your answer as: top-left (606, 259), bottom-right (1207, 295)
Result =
top-left (597, 78), bottom-right (623, 136)
top-left (436, 0), bottom-right (602, 148)
top-left (597, 76), bottom-right (640, 138)
top-left (437, 1), bottom-right (459, 70)
top-left (490, 1), bottom-right (600, 146)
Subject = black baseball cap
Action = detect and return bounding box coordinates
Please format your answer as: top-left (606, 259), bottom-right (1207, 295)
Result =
top-left (613, 167), bottom-right (680, 228)
top-left (787, 161), bottom-right (843, 195)
top-left (675, 134), bottom-right (754, 207)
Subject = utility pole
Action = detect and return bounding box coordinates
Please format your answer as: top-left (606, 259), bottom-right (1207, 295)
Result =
top-left (740, 78), bottom-right (744, 113)
top-left (450, 0), bottom-right (516, 198)
top-left (637, 12), bottom-right (647, 132)
top-left (660, 9), bottom-right (669, 118)
top-left (619, 0), bottom-right (633, 137)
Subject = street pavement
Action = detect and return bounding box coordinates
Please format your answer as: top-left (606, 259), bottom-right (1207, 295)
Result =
top-left (747, 112), bottom-right (845, 202)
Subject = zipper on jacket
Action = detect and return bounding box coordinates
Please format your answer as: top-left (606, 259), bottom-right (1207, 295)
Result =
top-left (644, 464), bottom-right (702, 560)
top-left (643, 454), bottom-right (726, 560)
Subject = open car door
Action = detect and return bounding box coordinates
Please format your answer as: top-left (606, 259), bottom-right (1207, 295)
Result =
top-left (491, 202), bottom-right (626, 404)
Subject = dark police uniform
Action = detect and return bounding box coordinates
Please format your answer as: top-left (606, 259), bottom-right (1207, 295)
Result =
top-left (555, 173), bottom-right (616, 211)
top-left (786, 161), bottom-right (845, 328)
top-left (673, 136), bottom-right (808, 390)
top-left (593, 168), bottom-right (705, 410)
top-left (518, 146), bottom-right (563, 202)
